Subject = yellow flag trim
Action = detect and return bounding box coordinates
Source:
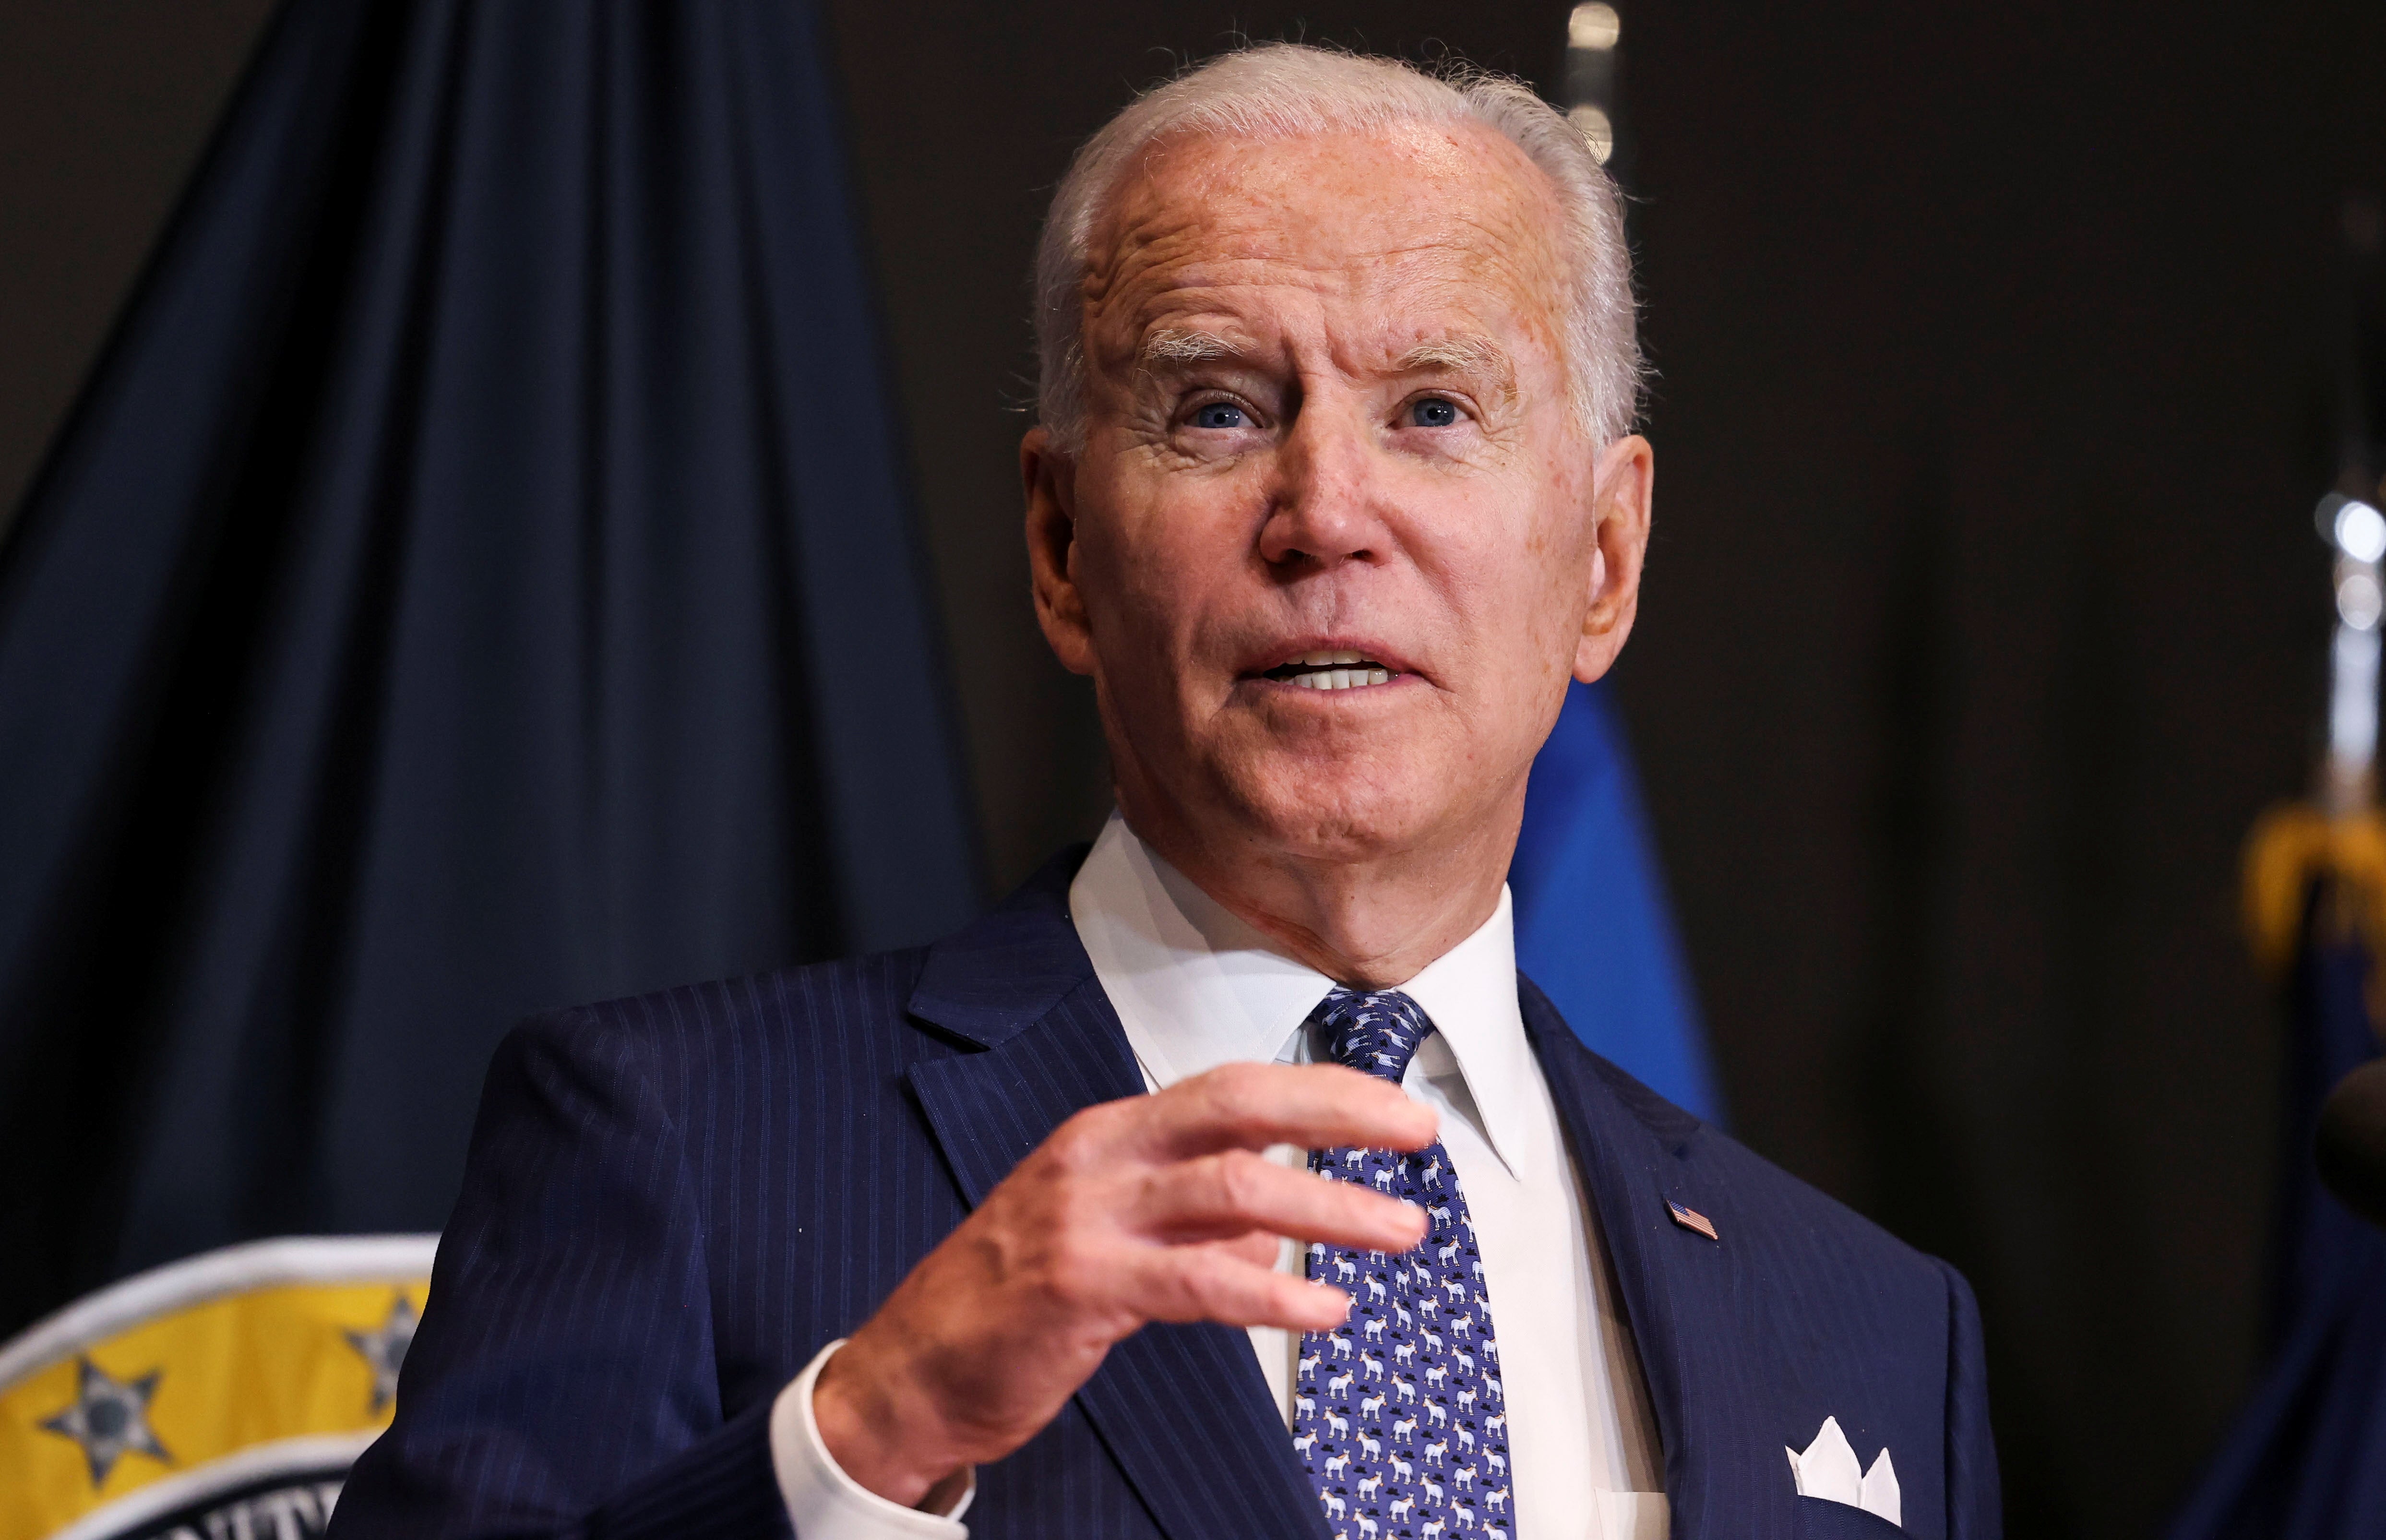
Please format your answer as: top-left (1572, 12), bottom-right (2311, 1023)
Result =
top-left (2244, 806), bottom-right (2386, 968)
top-left (0, 1235), bottom-right (435, 1540)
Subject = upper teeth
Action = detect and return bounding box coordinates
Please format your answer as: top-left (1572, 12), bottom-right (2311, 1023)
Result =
top-left (1287, 650), bottom-right (1391, 690)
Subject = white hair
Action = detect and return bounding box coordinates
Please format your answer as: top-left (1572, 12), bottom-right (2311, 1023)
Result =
top-left (1032, 43), bottom-right (1643, 451)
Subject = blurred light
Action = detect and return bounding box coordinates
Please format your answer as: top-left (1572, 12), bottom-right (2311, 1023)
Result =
top-left (2334, 624), bottom-right (2381, 765)
top-left (1568, 104), bottom-right (1615, 164)
top-left (1568, 3), bottom-right (1622, 51)
top-left (2342, 571), bottom-right (2385, 630)
top-left (2337, 498), bottom-right (2386, 562)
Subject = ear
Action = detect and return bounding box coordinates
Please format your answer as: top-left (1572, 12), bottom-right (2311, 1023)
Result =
top-left (1572, 433), bottom-right (1654, 684)
top-left (1023, 425), bottom-right (1097, 676)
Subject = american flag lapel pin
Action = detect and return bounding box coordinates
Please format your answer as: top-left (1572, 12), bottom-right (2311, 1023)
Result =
top-left (1668, 1200), bottom-right (1719, 1241)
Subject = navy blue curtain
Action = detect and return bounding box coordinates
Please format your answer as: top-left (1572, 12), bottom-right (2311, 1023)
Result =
top-left (0, 0), bottom-right (978, 1338)
top-left (2168, 877), bottom-right (2386, 1537)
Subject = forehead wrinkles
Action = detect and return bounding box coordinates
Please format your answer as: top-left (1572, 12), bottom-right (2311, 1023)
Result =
top-left (1079, 126), bottom-right (1570, 379)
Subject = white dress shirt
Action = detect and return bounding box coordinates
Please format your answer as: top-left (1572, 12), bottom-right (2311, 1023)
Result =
top-left (772, 814), bottom-right (1667, 1538)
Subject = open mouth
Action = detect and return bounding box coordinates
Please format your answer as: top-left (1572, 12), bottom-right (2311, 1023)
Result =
top-left (1258, 649), bottom-right (1396, 690)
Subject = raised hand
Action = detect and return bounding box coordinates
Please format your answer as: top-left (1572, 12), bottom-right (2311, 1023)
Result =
top-left (812, 1061), bottom-right (1434, 1507)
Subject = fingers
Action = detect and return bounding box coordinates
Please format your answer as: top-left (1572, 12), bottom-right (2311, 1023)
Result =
top-left (1219, 1229), bottom-right (1282, 1268)
top-left (1128, 1062), bottom-right (1438, 1160)
top-left (814, 1067), bottom-right (1427, 1506)
top-left (1125, 1241), bottom-right (1359, 1332)
top-left (1135, 1149), bottom-right (1427, 1254)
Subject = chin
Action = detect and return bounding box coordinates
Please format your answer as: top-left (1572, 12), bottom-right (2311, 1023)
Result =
top-left (1215, 753), bottom-right (1454, 865)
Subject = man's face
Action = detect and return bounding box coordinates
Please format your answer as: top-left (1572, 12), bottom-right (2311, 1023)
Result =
top-left (1026, 121), bottom-right (1649, 871)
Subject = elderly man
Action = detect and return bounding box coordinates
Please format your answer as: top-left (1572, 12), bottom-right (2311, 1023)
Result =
top-left (332, 44), bottom-right (1996, 1540)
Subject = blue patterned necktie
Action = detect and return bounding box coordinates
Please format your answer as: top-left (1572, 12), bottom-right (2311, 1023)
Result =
top-left (1292, 988), bottom-right (1515, 1540)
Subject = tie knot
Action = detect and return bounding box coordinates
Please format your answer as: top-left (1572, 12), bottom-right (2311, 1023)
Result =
top-left (1312, 989), bottom-right (1434, 1084)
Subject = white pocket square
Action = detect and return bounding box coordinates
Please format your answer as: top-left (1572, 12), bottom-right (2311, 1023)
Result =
top-left (1786, 1416), bottom-right (1901, 1528)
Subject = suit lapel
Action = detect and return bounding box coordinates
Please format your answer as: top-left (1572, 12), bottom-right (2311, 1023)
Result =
top-left (905, 855), bottom-right (1329, 1540)
top-left (1520, 976), bottom-right (1797, 1539)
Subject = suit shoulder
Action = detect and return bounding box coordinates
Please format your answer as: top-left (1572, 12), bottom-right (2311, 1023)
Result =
top-left (1649, 1110), bottom-right (1977, 1324)
top-left (1700, 1122), bottom-right (1947, 1276)
top-left (1554, 1020), bottom-right (1960, 1295)
top-left (513, 946), bottom-right (936, 1067)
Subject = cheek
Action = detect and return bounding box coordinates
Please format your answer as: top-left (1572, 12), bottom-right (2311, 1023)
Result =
top-left (1518, 479), bottom-right (1602, 609)
top-left (1078, 470), bottom-right (1258, 670)
top-left (1429, 493), bottom-right (1586, 642)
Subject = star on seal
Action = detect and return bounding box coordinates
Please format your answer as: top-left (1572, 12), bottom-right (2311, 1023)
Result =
top-left (38, 1355), bottom-right (172, 1487)
top-left (344, 1293), bottom-right (419, 1412)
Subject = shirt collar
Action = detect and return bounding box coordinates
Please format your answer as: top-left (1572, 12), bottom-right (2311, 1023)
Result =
top-left (1068, 812), bottom-right (1530, 1172)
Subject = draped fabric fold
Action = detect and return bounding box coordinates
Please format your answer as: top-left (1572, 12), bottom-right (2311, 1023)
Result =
top-left (0, 0), bottom-right (978, 1339)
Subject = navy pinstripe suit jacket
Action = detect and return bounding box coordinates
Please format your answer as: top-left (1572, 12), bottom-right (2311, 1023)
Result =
top-left (331, 848), bottom-right (1999, 1540)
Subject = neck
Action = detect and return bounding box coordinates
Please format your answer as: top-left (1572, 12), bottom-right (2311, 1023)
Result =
top-left (1117, 797), bottom-right (1522, 990)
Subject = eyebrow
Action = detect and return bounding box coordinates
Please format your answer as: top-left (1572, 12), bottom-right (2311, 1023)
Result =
top-left (1131, 326), bottom-right (1520, 399)
top-left (1135, 327), bottom-right (1251, 370)
top-left (1395, 335), bottom-right (1518, 400)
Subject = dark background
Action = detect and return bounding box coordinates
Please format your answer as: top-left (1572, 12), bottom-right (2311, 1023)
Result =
top-left (8, 2), bottom-right (2382, 1534)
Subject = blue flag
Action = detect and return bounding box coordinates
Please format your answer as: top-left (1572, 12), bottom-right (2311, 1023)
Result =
top-left (2170, 816), bottom-right (2386, 1538)
top-left (0, 1), bottom-right (978, 1530)
top-left (0, 0), bottom-right (977, 1341)
top-left (1512, 679), bottom-right (1724, 1123)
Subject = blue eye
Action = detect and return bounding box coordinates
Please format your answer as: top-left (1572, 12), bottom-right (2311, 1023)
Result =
top-left (1191, 402), bottom-right (1248, 430)
top-left (1408, 397), bottom-right (1459, 428)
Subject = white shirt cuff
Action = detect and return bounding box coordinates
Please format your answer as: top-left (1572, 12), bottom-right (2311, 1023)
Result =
top-left (769, 1339), bottom-right (976, 1538)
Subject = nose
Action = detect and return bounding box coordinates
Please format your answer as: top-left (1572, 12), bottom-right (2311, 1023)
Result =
top-left (1256, 395), bottom-right (1391, 571)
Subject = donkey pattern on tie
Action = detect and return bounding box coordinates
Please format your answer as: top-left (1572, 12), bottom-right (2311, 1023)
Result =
top-left (1291, 990), bottom-right (1514, 1536)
